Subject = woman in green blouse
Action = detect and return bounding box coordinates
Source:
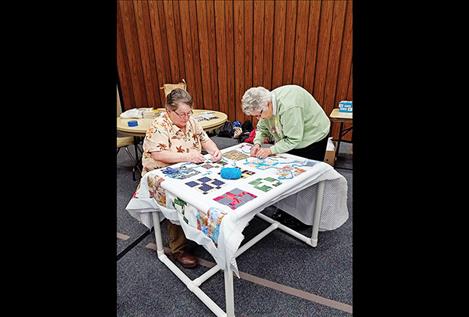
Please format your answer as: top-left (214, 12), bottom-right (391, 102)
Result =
top-left (241, 85), bottom-right (331, 229)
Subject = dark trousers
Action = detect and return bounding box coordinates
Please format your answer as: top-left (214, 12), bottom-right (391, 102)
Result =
top-left (287, 135), bottom-right (328, 161)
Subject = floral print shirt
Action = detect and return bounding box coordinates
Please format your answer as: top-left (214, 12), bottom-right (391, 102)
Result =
top-left (142, 112), bottom-right (209, 175)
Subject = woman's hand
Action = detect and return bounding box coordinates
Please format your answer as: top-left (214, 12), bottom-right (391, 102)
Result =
top-left (186, 150), bottom-right (205, 163)
top-left (209, 149), bottom-right (222, 162)
top-left (250, 144), bottom-right (261, 157)
top-left (256, 148), bottom-right (272, 159)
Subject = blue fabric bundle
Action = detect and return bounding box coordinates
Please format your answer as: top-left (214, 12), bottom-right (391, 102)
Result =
top-left (220, 167), bottom-right (241, 180)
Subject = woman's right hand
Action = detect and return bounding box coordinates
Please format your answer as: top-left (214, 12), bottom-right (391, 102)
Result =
top-left (250, 144), bottom-right (261, 157)
top-left (186, 150), bottom-right (206, 163)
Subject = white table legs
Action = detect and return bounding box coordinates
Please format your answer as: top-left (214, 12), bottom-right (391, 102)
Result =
top-left (149, 180), bottom-right (326, 316)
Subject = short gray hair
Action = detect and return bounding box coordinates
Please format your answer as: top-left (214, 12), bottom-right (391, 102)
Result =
top-left (241, 87), bottom-right (272, 115)
top-left (165, 88), bottom-right (193, 111)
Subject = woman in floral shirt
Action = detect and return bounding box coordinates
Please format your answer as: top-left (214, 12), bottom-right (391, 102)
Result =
top-left (142, 88), bottom-right (222, 268)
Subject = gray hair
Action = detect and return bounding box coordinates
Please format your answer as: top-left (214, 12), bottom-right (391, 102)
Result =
top-left (241, 87), bottom-right (272, 115)
top-left (165, 88), bottom-right (193, 111)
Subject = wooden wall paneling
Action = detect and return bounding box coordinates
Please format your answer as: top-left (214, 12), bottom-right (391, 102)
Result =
top-left (303, 0), bottom-right (321, 94)
top-left (133, 0), bottom-right (158, 108)
top-left (188, 0), bottom-right (203, 109)
top-left (119, 1), bottom-right (148, 107)
top-left (335, 0), bottom-right (353, 104)
top-left (282, 0), bottom-right (297, 84)
top-left (234, 0), bottom-right (245, 122)
top-left (148, 1), bottom-right (169, 107)
top-left (252, 0), bottom-right (264, 87)
top-left (313, 0), bottom-right (333, 106)
top-left (178, 1), bottom-right (197, 105)
top-left (116, 0), bottom-right (353, 130)
top-left (244, 0), bottom-right (254, 123)
top-left (334, 0), bottom-right (353, 142)
top-left (292, 0), bottom-right (310, 86)
top-left (155, 1), bottom-right (172, 88)
top-left (163, 1), bottom-right (180, 82)
top-left (323, 0), bottom-right (346, 116)
top-left (206, 0), bottom-right (220, 111)
top-left (263, 0), bottom-right (275, 89)
top-left (117, 4), bottom-right (135, 110)
top-left (252, 0), bottom-right (265, 127)
top-left (214, 1), bottom-right (228, 116)
top-left (271, 0), bottom-right (286, 89)
top-left (196, 0), bottom-right (213, 110)
top-left (225, 1), bottom-right (236, 121)
top-left (171, 1), bottom-right (186, 84)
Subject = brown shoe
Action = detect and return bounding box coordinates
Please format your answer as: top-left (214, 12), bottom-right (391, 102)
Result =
top-left (169, 250), bottom-right (199, 269)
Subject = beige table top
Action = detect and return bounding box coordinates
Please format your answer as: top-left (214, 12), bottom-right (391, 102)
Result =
top-left (329, 108), bottom-right (353, 122)
top-left (117, 109), bottom-right (228, 137)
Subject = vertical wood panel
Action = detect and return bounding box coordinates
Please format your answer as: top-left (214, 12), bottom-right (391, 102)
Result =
top-left (117, 0), bottom-right (353, 127)
top-left (323, 0), bottom-right (347, 115)
top-left (117, 4), bottom-right (135, 109)
top-left (196, 0), bottom-right (213, 110)
top-left (252, 0), bottom-right (265, 127)
top-left (313, 0), bottom-right (333, 106)
top-left (243, 0), bottom-right (253, 123)
top-left (263, 1), bottom-right (274, 89)
top-left (282, 0), bottom-right (297, 84)
top-left (163, 1), bottom-right (180, 81)
top-left (214, 1), bottom-right (228, 116)
top-left (225, 1), bottom-right (236, 121)
top-left (178, 1), bottom-right (196, 102)
top-left (155, 1), bottom-right (172, 84)
top-left (292, 0), bottom-right (310, 86)
top-left (119, 1), bottom-right (147, 107)
top-left (336, 0), bottom-right (353, 102)
top-left (172, 1), bottom-right (186, 81)
top-left (133, 0), bottom-right (157, 107)
top-left (303, 0), bottom-right (321, 94)
top-left (253, 0), bottom-right (264, 87)
top-left (188, 0), bottom-right (203, 108)
top-left (234, 0), bottom-right (244, 122)
top-left (148, 1), bottom-right (168, 106)
top-left (206, 0), bottom-right (219, 111)
top-left (271, 0), bottom-right (286, 89)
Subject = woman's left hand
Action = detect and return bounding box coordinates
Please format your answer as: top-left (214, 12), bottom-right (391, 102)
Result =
top-left (210, 149), bottom-right (222, 162)
top-left (256, 148), bottom-right (272, 159)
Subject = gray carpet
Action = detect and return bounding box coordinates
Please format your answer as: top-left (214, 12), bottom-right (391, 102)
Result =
top-left (117, 136), bottom-right (352, 316)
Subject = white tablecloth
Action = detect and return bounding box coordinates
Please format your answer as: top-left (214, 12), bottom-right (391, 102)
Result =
top-left (126, 143), bottom-right (348, 276)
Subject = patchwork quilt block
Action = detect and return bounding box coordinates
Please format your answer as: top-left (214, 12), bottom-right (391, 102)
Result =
top-left (248, 177), bottom-right (282, 192)
top-left (185, 176), bottom-right (227, 194)
top-left (213, 188), bottom-right (257, 210)
top-left (223, 150), bottom-right (250, 161)
top-left (161, 164), bottom-right (200, 179)
top-left (196, 207), bottom-right (228, 245)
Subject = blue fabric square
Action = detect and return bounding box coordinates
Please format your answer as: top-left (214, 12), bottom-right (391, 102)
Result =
top-left (200, 184), bottom-right (213, 192)
top-left (211, 179), bottom-right (225, 186)
top-left (185, 181), bottom-right (199, 187)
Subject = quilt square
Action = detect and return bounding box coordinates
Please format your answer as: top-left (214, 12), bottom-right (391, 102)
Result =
top-left (248, 177), bottom-right (282, 192)
top-left (223, 150), bottom-right (249, 161)
top-left (213, 188), bottom-right (257, 210)
top-left (196, 207), bottom-right (228, 246)
top-left (161, 165), bottom-right (200, 179)
top-left (185, 176), bottom-right (227, 195)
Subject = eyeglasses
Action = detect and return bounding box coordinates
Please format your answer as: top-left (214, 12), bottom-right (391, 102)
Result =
top-left (255, 109), bottom-right (264, 118)
top-left (173, 110), bottom-right (193, 118)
